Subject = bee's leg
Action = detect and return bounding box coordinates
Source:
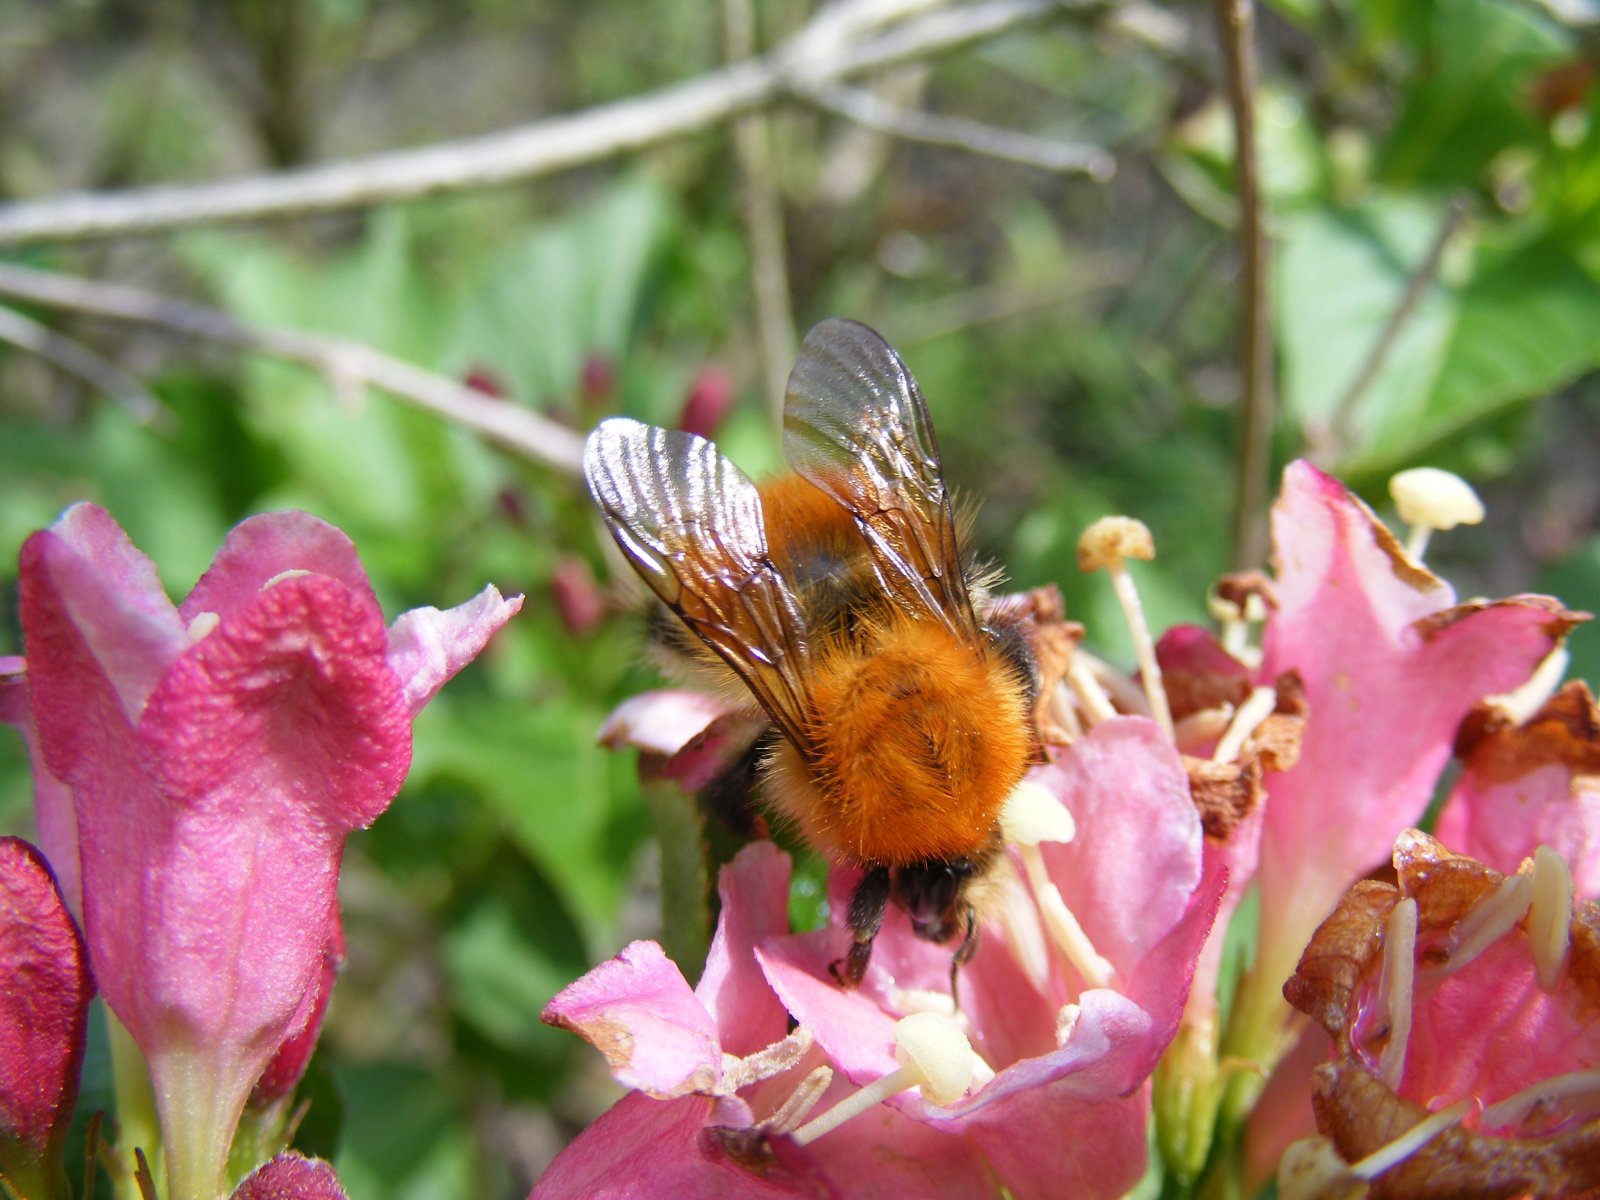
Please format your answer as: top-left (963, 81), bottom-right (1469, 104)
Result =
top-left (699, 730), bottom-right (774, 839)
top-left (949, 904), bottom-right (979, 1006)
top-left (830, 867), bottom-right (890, 989)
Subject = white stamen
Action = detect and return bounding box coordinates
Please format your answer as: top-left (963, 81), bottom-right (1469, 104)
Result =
top-left (1376, 898), bottom-right (1417, 1090)
top-left (1347, 1097), bottom-right (1473, 1180)
top-left (761, 1065), bottom-right (833, 1134)
top-left (1276, 1136), bottom-right (1367, 1200)
top-left (1078, 516), bottom-right (1173, 739)
top-left (1212, 686), bottom-right (1279, 764)
top-left (186, 611), bottom-right (220, 643)
top-left (1049, 680), bottom-right (1084, 740)
top-left (717, 1026), bottom-right (814, 1095)
top-left (1174, 705), bottom-right (1235, 751)
top-left (262, 568), bottom-right (313, 590)
top-left (789, 1014), bottom-right (975, 1146)
top-left (1529, 845), bottom-right (1574, 993)
top-left (1389, 468), bottom-right (1485, 562)
top-left (1019, 844), bottom-right (1114, 989)
top-left (1423, 873), bottom-right (1532, 983)
top-left (1486, 646), bottom-right (1571, 727)
top-left (1479, 1069), bottom-right (1600, 1132)
top-left (889, 987), bottom-right (957, 1018)
top-left (999, 780), bottom-right (1076, 847)
top-left (1067, 659), bottom-right (1119, 725)
top-left (1055, 1003), bottom-right (1081, 1045)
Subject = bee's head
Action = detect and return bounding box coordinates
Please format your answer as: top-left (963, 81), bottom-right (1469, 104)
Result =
top-left (893, 858), bottom-right (978, 944)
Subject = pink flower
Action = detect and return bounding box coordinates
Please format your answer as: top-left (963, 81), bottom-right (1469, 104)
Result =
top-left (1282, 830), bottom-right (1600, 1196)
top-left (1435, 681), bottom-right (1600, 899)
top-left (13, 503), bottom-right (521, 1200)
top-left (0, 836), bottom-right (92, 1200)
top-left (543, 720), bottom-right (1222, 1198)
top-left (1231, 463), bottom-right (1579, 1071)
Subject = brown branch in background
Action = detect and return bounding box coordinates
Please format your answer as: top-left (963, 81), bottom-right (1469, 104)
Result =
top-left (1319, 198), bottom-right (1470, 466)
top-left (0, 263), bottom-right (586, 475)
top-left (1214, 0), bottom-right (1273, 571)
top-left (0, 0), bottom-right (1064, 247)
top-left (803, 81), bottom-right (1116, 179)
top-left (724, 0), bottom-right (798, 426)
top-left (0, 303), bottom-right (168, 427)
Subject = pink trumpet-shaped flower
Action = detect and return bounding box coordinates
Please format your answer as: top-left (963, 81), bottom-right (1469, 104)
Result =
top-left (1236, 462), bottom-right (1580, 1065)
top-left (13, 503), bottom-right (521, 1200)
top-left (0, 837), bottom-right (92, 1200)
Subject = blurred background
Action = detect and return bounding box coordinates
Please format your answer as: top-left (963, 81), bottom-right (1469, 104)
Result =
top-left (1, 0), bottom-right (1598, 1194)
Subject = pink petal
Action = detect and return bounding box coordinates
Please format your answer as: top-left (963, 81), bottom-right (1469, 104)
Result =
top-left (251, 914), bottom-right (344, 1106)
top-left (542, 941), bottom-right (724, 1098)
top-left (531, 1092), bottom-right (821, 1199)
top-left (0, 664), bottom-right (80, 915)
top-left (961, 1082), bottom-right (1150, 1200)
top-left (1036, 718), bottom-right (1204, 976)
top-left (230, 1152), bottom-right (349, 1200)
top-left (19, 504), bottom-right (186, 731)
top-left (598, 691), bottom-right (739, 759)
top-left (756, 934), bottom-right (900, 1086)
top-left (1435, 684), bottom-right (1600, 899)
top-left (1256, 461), bottom-right (1571, 980)
top-left (696, 842), bottom-right (793, 1058)
top-left (385, 586), bottom-right (524, 717)
top-left (0, 837), bottom-right (92, 1154)
top-left (180, 511), bottom-right (377, 625)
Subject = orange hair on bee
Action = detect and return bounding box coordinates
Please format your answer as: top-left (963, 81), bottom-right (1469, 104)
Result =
top-left (766, 616), bottom-right (1031, 867)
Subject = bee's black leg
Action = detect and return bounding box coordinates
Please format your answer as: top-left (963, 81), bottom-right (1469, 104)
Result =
top-left (949, 904), bottom-right (979, 1007)
top-left (830, 867), bottom-right (890, 989)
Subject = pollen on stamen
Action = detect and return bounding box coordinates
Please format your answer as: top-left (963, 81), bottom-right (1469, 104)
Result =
top-left (186, 610), bottom-right (221, 643)
top-left (1478, 1068), bottom-right (1600, 1134)
top-left (1212, 686), bottom-right (1279, 765)
top-left (716, 1026), bottom-right (814, 1095)
top-left (1375, 898), bottom-right (1417, 1090)
top-left (1485, 645), bottom-right (1571, 727)
top-left (1421, 872), bottom-right (1532, 984)
top-left (788, 1013), bottom-right (976, 1146)
top-left (1077, 516), bottom-right (1173, 739)
top-left (262, 568), bottom-right (314, 590)
top-left (1388, 467), bottom-right (1485, 562)
top-left (1528, 845), bottom-right (1574, 993)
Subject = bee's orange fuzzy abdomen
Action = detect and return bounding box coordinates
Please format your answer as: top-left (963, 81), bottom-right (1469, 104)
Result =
top-left (796, 618), bottom-right (1030, 866)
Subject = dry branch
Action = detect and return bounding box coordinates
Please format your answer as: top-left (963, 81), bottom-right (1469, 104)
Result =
top-left (0, 263), bottom-right (586, 475)
top-left (0, 0), bottom-right (1065, 247)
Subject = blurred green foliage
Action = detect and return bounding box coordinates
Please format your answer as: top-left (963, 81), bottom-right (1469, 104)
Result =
top-left (1, 0), bottom-right (1598, 1194)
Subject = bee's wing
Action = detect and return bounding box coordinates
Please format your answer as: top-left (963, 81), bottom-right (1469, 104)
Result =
top-left (584, 417), bottom-right (817, 755)
top-left (782, 318), bottom-right (975, 635)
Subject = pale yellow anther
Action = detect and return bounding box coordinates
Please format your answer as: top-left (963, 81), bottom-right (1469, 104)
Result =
top-left (789, 1014), bottom-right (975, 1145)
top-left (262, 568), bottom-right (314, 590)
top-left (1000, 780), bottom-right (1076, 847)
top-left (1529, 845), bottom-right (1574, 992)
top-left (1389, 468), bottom-right (1485, 561)
top-left (1077, 515), bottom-right (1155, 571)
top-left (186, 611), bottom-right (221, 643)
top-left (1277, 1136), bottom-right (1367, 1200)
top-left (1076, 516), bottom-right (1172, 739)
top-left (1376, 898), bottom-right (1417, 1091)
top-left (1425, 873), bottom-right (1532, 984)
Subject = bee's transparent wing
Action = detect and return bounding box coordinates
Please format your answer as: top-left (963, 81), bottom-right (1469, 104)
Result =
top-left (584, 417), bottom-right (816, 754)
top-left (782, 318), bottom-right (976, 635)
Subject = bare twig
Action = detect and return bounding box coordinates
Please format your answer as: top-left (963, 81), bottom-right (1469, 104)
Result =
top-left (0, 0), bottom-right (1064, 247)
top-left (1319, 198), bottom-right (1469, 465)
top-left (0, 263), bottom-right (586, 474)
top-left (724, 0), bottom-right (797, 425)
top-left (1214, 0), bottom-right (1273, 571)
top-left (802, 81), bottom-right (1116, 178)
top-left (0, 303), bottom-right (168, 426)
